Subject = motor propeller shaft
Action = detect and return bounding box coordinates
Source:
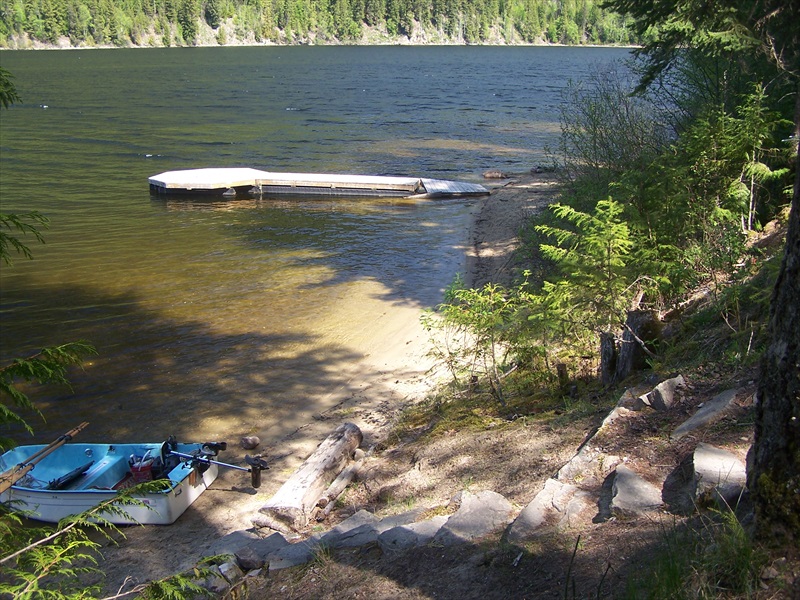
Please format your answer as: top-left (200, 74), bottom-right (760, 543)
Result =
top-left (166, 445), bottom-right (269, 488)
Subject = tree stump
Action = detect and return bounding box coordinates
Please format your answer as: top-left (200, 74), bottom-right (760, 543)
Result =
top-left (254, 422), bottom-right (362, 531)
top-left (556, 363), bottom-right (570, 395)
top-left (614, 310), bottom-right (660, 383)
top-left (599, 332), bottom-right (617, 386)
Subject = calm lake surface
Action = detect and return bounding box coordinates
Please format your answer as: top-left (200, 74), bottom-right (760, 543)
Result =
top-left (0, 46), bottom-right (630, 446)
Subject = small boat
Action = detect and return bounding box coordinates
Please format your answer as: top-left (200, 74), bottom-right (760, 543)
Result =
top-left (0, 434), bottom-right (224, 525)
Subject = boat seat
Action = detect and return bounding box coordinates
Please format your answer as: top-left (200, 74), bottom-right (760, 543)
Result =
top-left (69, 454), bottom-right (128, 490)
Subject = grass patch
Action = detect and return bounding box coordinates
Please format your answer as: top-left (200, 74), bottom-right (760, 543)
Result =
top-left (624, 509), bottom-right (767, 599)
top-left (390, 369), bottom-right (613, 449)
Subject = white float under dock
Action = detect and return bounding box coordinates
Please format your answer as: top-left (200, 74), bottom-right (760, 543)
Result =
top-left (148, 168), bottom-right (489, 199)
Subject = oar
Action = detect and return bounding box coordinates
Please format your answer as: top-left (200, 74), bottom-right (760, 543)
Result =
top-left (0, 422), bottom-right (89, 494)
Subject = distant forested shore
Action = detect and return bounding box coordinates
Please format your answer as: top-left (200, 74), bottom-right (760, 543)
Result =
top-left (0, 0), bottom-right (637, 48)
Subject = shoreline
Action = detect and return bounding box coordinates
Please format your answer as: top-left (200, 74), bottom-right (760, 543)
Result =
top-left (95, 170), bottom-right (561, 594)
top-left (1, 27), bottom-right (639, 51)
top-left (0, 42), bottom-right (639, 50)
top-left (466, 171), bottom-right (561, 289)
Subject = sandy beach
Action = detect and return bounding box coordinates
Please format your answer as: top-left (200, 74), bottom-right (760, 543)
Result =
top-left (95, 171), bottom-right (561, 595)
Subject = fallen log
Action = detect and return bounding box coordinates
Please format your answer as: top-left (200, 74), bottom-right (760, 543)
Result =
top-left (312, 449), bottom-right (367, 521)
top-left (254, 422), bottom-right (362, 531)
top-left (317, 448), bottom-right (365, 509)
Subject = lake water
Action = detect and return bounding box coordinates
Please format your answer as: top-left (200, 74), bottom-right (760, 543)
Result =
top-left (0, 46), bottom-right (630, 446)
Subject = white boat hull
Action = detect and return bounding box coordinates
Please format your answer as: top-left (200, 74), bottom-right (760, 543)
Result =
top-left (0, 442), bottom-right (219, 525)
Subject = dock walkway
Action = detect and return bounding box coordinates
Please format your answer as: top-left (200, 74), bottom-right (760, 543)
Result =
top-left (149, 168), bottom-right (489, 199)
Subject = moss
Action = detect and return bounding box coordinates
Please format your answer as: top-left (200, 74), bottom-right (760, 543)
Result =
top-left (756, 470), bottom-right (800, 542)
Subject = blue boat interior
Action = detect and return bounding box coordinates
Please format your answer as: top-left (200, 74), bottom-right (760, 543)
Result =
top-left (1, 442), bottom-right (199, 492)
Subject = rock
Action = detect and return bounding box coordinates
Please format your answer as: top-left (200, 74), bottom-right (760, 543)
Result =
top-left (378, 515), bottom-right (449, 552)
top-left (433, 490), bottom-right (513, 546)
top-left (331, 523), bottom-right (382, 548)
top-left (633, 375), bottom-right (685, 411)
top-left (326, 509), bottom-right (380, 535)
top-left (268, 541), bottom-right (318, 571)
top-left (662, 453), bottom-right (697, 515)
top-left (557, 444), bottom-right (621, 486)
top-left (615, 387), bottom-right (642, 409)
top-left (250, 531), bottom-right (290, 561)
top-left (241, 436), bottom-right (261, 450)
top-left (508, 478), bottom-right (595, 543)
top-left (598, 406), bottom-right (633, 431)
top-left (205, 530), bottom-right (261, 556)
top-left (671, 388), bottom-right (739, 440)
top-left (373, 508), bottom-right (426, 531)
top-left (509, 479), bottom-right (566, 536)
top-left (760, 565), bottom-right (780, 580)
top-left (694, 443), bottom-right (747, 487)
top-left (218, 560), bottom-right (244, 583)
top-left (663, 443), bottom-right (749, 514)
top-left (693, 442), bottom-right (747, 508)
top-left (320, 508), bottom-right (425, 549)
top-left (201, 565), bottom-right (231, 595)
top-left (313, 510), bottom-right (379, 549)
top-left (607, 465), bottom-right (662, 518)
top-left (235, 546), bottom-right (265, 571)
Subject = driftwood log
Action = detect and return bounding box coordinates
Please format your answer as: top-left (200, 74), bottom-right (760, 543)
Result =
top-left (313, 448), bottom-right (366, 521)
top-left (254, 422), bottom-right (362, 532)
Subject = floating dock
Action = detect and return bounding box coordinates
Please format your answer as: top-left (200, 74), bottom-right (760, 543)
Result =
top-left (148, 168), bottom-right (489, 199)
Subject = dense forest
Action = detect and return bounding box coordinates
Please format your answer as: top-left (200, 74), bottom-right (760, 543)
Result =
top-left (0, 0), bottom-right (636, 47)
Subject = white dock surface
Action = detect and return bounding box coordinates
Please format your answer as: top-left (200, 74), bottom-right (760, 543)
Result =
top-left (150, 168), bottom-right (269, 191)
top-left (149, 168), bottom-right (488, 198)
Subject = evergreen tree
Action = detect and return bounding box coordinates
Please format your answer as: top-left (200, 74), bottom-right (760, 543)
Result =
top-left (603, 0), bottom-right (800, 545)
top-left (0, 0), bottom-right (637, 45)
top-left (0, 66), bottom-right (20, 108)
top-left (177, 0), bottom-right (199, 42)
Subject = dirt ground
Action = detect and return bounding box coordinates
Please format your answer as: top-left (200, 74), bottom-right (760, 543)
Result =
top-left (93, 172), bottom-right (798, 599)
top-left (243, 378), bottom-right (772, 600)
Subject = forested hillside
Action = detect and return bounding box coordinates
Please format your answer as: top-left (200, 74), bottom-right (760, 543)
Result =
top-left (0, 0), bottom-right (636, 48)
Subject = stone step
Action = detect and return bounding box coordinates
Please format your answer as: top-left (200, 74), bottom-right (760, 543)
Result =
top-left (198, 377), bottom-right (753, 594)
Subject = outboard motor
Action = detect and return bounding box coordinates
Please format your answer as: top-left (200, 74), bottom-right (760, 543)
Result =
top-left (201, 442), bottom-right (227, 456)
top-left (158, 436), bottom-right (182, 477)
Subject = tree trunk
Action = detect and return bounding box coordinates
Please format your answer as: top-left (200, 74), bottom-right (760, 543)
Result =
top-left (254, 422), bottom-right (362, 531)
top-left (748, 91), bottom-right (800, 544)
